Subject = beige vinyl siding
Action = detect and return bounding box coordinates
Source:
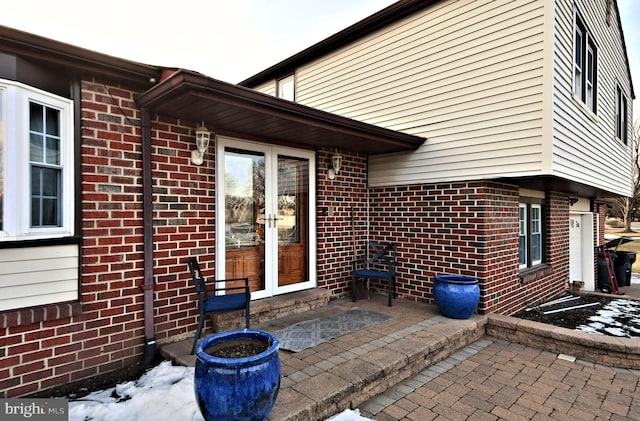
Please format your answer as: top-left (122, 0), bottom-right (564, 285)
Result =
top-left (290, 0), bottom-right (547, 186)
top-left (0, 245), bottom-right (79, 311)
top-left (253, 81), bottom-right (276, 97)
top-left (551, 0), bottom-right (633, 197)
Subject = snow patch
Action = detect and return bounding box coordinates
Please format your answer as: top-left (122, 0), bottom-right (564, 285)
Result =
top-left (68, 361), bottom-right (372, 421)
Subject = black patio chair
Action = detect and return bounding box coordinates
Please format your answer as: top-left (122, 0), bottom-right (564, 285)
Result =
top-left (352, 241), bottom-right (397, 306)
top-left (187, 257), bottom-right (251, 354)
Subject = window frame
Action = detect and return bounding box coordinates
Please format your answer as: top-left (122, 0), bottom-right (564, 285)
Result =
top-left (519, 201), bottom-right (545, 270)
top-left (616, 85), bottom-right (628, 144)
top-left (0, 79), bottom-right (74, 242)
top-left (276, 74), bottom-right (295, 101)
top-left (519, 204), bottom-right (527, 269)
top-left (573, 9), bottom-right (597, 113)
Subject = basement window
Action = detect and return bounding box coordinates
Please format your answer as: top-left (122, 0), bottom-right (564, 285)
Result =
top-left (519, 202), bottom-right (544, 269)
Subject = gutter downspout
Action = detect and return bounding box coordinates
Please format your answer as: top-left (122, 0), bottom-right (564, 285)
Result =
top-left (141, 107), bottom-right (157, 365)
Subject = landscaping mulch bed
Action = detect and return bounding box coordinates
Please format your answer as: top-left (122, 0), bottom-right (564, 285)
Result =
top-left (513, 294), bottom-right (613, 330)
top-left (513, 293), bottom-right (640, 337)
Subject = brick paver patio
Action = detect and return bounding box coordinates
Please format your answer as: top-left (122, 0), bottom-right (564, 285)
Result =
top-left (361, 338), bottom-right (640, 420)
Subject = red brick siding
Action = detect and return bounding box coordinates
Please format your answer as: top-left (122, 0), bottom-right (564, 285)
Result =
top-left (361, 182), bottom-right (571, 315)
top-left (80, 80), bottom-right (147, 380)
top-left (149, 116), bottom-right (214, 343)
top-left (316, 150), bottom-right (368, 297)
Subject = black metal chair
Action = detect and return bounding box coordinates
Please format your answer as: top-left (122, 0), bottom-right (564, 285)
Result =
top-left (187, 257), bottom-right (250, 354)
top-left (352, 241), bottom-right (397, 306)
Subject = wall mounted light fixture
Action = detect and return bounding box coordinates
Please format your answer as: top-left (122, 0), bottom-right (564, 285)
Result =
top-left (327, 153), bottom-right (343, 180)
top-left (191, 122), bottom-right (212, 165)
top-left (568, 197), bottom-right (578, 206)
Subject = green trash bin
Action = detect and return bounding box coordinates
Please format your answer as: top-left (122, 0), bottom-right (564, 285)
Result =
top-left (613, 251), bottom-right (636, 287)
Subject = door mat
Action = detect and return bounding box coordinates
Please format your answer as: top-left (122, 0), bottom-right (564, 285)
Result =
top-left (272, 308), bottom-right (392, 352)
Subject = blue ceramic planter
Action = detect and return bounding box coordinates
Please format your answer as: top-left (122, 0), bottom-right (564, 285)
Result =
top-left (195, 329), bottom-right (281, 421)
top-left (433, 275), bottom-right (480, 319)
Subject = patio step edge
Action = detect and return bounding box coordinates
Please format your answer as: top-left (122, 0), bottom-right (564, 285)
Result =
top-left (270, 315), bottom-right (487, 421)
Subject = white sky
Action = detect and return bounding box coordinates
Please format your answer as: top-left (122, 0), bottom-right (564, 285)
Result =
top-left (0, 0), bottom-right (396, 83)
top-left (1, 0), bottom-right (638, 118)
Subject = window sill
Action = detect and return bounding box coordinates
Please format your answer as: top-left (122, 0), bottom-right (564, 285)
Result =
top-left (1, 301), bottom-right (82, 328)
top-left (0, 236), bottom-right (81, 249)
top-left (571, 94), bottom-right (598, 123)
top-left (519, 264), bottom-right (552, 285)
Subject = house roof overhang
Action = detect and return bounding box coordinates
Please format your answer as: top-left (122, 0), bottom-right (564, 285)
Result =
top-left (501, 175), bottom-right (625, 199)
top-left (0, 25), bottom-right (160, 88)
top-left (137, 69), bottom-right (425, 154)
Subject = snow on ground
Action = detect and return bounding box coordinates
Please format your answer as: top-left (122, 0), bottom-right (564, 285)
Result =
top-left (69, 362), bottom-right (203, 421)
top-left (576, 298), bottom-right (640, 337)
top-left (68, 361), bottom-right (373, 421)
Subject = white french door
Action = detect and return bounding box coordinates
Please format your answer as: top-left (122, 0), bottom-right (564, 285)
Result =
top-left (216, 137), bottom-right (316, 300)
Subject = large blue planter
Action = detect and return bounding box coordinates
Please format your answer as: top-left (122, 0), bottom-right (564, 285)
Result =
top-left (433, 275), bottom-right (480, 319)
top-left (195, 329), bottom-right (281, 421)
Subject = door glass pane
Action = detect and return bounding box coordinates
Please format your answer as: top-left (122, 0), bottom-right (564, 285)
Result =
top-left (277, 157), bottom-right (303, 244)
top-left (277, 155), bottom-right (308, 286)
top-left (224, 148), bottom-right (265, 292)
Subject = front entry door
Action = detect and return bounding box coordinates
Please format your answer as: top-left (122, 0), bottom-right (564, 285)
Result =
top-left (216, 137), bottom-right (316, 300)
top-left (569, 212), bottom-right (595, 291)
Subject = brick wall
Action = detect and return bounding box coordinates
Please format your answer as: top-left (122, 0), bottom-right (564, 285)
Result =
top-left (148, 116), bottom-right (214, 343)
top-left (363, 182), bottom-right (570, 315)
top-left (77, 79), bottom-right (147, 382)
top-left (316, 149), bottom-right (368, 297)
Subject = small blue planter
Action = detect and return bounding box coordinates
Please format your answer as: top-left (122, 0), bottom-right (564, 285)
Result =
top-left (433, 275), bottom-right (480, 319)
top-left (195, 329), bottom-right (281, 421)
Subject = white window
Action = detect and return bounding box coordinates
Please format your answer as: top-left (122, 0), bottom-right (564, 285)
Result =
top-left (574, 10), bottom-right (597, 112)
top-left (616, 85), bottom-right (628, 144)
top-left (531, 204), bottom-right (542, 265)
top-left (519, 204), bottom-right (527, 269)
top-left (519, 202), bottom-right (544, 270)
top-left (277, 74), bottom-right (295, 101)
top-left (0, 79), bottom-right (74, 241)
top-left (574, 27), bottom-right (583, 99)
